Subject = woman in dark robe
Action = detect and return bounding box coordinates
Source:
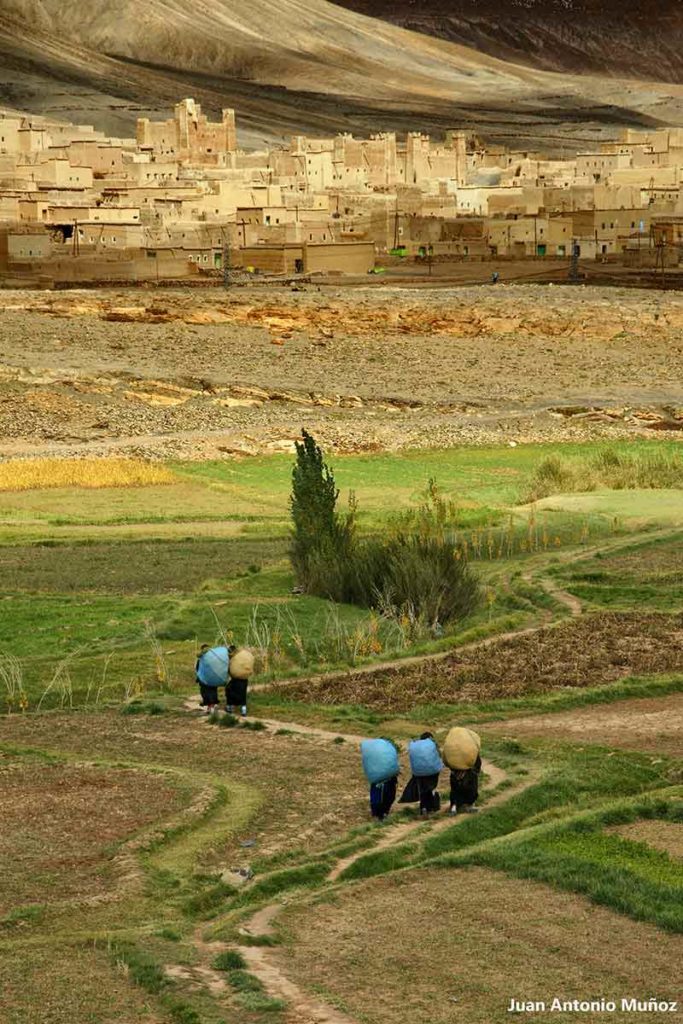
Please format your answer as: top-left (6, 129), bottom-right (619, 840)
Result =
top-left (226, 674), bottom-right (248, 716)
top-left (195, 644), bottom-right (217, 712)
top-left (449, 754), bottom-right (482, 814)
top-left (370, 775), bottom-right (398, 821)
top-left (399, 732), bottom-right (442, 816)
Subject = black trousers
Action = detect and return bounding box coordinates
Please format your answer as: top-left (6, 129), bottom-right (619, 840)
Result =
top-left (226, 677), bottom-right (248, 707)
top-left (449, 756), bottom-right (481, 809)
top-left (399, 773), bottom-right (441, 813)
top-left (198, 682), bottom-right (219, 706)
top-left (370, 776), bottom-right (398, 820)
top-left (419, 775), bottom-right (441, 813)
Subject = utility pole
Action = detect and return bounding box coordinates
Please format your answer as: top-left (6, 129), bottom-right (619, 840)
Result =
top-left (654, 236), bottom-right (666, 290)
top-left (569, 239), bottom-right (580, 283)
top-left (223, 237), bottom-right (231, 288)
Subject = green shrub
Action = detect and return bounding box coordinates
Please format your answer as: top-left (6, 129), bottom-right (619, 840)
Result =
top-left (289, 443), bottom-right (480, 625)
top-left (238, 992), bottom-right (286, 1013)
top-left (227, 969), bottom-right (264, 993)
top-left (218, 713), bottom-right (238, 729)
top-left (359, 532), bottom-right (481, 628)
top-left (526, 447), bottom-right (683, 500)
top-left (164, 998), bottom-right (201, 1024)
top-left (212, 950), bottom-right (246, 971)
top-left (113, 943), bottom-right (167, 994)
top-left (240, 718), bottom-right (266, 731)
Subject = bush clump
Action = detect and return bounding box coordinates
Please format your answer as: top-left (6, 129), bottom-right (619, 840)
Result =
top-left (212, 950), bottom-right (246, 971)
top-left (290, 434), bottom-right (480, 629)
top-left (526, 448), bottom-right (683, 501)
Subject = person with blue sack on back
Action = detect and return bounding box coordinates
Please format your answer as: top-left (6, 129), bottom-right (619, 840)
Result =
top-left (399, 732), bottom-right (443, 816)
top-left (361, 738), bottom-right (400, 822)
top-left (195, 643), bottom-right (228, 714)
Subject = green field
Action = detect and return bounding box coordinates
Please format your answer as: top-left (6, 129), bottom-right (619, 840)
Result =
top-left (1, 439), bottom-right (681, 712)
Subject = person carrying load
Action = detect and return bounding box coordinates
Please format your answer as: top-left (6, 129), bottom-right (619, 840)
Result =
top-left (399, 732), bottom-right (443, 816)
top-left (195, 644), bottom-right (229, 714)
top-left (226, 648), bottom-right (255, 717)
top-left (443, 726), bottom-right (482, 815)
top-left (361, 738), bottom-right (400, 821)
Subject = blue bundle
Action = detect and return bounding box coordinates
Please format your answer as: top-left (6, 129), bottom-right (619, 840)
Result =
top-left (409, 738), bottom-right (443, 777)
top-left (197, 646), bottom-right (229, 687)
top-left (361, 738), bottom-right (400, 784)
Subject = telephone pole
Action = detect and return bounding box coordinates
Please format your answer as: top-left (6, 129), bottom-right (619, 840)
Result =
top-left (568, 240), bottom-right (580, 283)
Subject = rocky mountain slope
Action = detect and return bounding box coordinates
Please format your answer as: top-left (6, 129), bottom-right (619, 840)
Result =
top-left (0, 0), bottom-right (681, 147)
top-left (337, 1), bottom-right (683, 83)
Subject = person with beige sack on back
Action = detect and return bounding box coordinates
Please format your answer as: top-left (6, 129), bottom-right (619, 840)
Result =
top-left (443, 726), bottom-right (482, 815)
top-left (225, 647), bottom-right (255, 717)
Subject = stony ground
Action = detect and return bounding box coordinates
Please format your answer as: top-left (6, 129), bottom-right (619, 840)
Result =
top-left (1, 283), bottom-right (682, 459)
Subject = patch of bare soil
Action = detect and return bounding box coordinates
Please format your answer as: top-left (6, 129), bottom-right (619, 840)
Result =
top-left (485, 692), bottom-right (683, 756)
top-left (0, 759), bottom-right (186, 915)
top-left (273, 613), bottom-right (683, 711)
top-left (1, 284), bottom-right (682, 458)
top-left (0, 712), bottom-right (368, 865)
top-left (608, 819), bottom-right (683, 860)
top-left (276, 866), bottom-right (683, 1024)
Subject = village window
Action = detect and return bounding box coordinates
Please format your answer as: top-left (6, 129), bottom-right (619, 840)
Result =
top-left (601, 222), bottom-right (606, 229)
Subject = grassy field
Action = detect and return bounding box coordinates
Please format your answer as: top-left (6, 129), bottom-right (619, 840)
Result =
top-left (1, 440), bottom-right (680, 713)
top-left (0, 705), bottom-right (679, 1023)
top-left (0, 440), bottom-right (681, 1022)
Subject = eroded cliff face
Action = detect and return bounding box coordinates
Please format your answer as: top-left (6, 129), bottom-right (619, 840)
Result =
top-left (337, 0), bottom-right (683, 83)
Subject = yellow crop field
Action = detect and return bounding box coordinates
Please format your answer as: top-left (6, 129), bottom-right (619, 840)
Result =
top-left (0, 457), bottom-right (175, 491)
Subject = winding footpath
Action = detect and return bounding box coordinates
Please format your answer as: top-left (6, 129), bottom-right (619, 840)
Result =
top-left (177, 709), bottom-right (538, 1024)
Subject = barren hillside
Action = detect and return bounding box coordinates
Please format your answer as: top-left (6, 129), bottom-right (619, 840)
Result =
top-left (337, 1), bottom-right (683, 83)
top-left (0, 0), bottom-right (682, 147)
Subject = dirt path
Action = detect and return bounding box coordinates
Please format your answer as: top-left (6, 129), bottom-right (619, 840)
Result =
top-left (177, 708), bottom-right (518, 1024)
top-left (528, 574), bottom-right (583, 617)
top-left (327, 766), bottom-right (527, 884)
top-left (224, 758), bottom-right (539, 1023)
